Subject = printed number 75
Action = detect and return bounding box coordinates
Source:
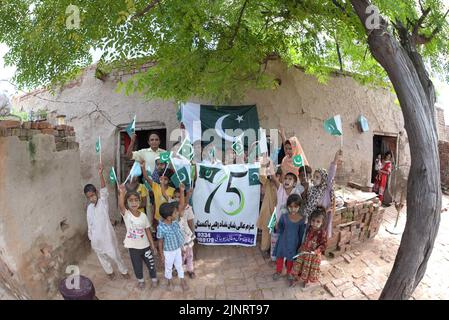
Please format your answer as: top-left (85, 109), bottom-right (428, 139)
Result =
top-left (205, 171), bottom-right (247, 214)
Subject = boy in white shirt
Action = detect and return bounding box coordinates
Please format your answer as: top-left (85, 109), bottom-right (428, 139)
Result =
top-left (84, 163), bottom-right (129, 280)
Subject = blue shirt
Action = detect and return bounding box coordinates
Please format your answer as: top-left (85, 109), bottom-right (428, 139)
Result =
top-left (157, 220), bottom-right (184, 252)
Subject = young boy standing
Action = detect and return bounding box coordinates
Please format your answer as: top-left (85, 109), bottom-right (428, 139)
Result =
top-left (84, 163), bottom-right (129, 280)
top-left (157, 183), bottom-right (189, 291)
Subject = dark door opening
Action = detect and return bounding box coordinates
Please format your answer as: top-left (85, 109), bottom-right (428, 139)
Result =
top-left (119, 128), bottom-right (167, 181)
top-left (372, 134), bottom-right (398, 205)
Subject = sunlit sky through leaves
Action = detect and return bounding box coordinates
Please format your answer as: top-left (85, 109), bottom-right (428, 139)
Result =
top-left (1, 42), bottom-right (448, 124)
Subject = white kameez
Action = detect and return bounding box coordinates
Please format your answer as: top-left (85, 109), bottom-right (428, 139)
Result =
top-left (87, 188), bottom-right (128, 274)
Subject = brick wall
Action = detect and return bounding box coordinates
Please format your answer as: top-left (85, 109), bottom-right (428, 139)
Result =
top-left (0, 120), bottom-right (78, 151)
top-left (436, 108), bottom-right (448, 142)
top-left (439, 141), bottom-right (449, 188)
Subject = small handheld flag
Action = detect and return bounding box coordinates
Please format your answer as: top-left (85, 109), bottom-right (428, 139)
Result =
top-left (160, 151), bottom-right (172, 164)
top-left (95, 136), bottom-right (102, 163)
top-left (267, 208), bottom-right (277, 234)
top-left (126, 115), bottom-right (136, 138)
top-left (292, 154), bottom-right (304, 168)
top-left (232, 138), bottom-right (244, 156)
top-left (124, 161), bottom-right (142, 184)
top-left (109, 167), bottom-right (119, 188)
top-left (178, 137), bottom-right (194, 161)
top-left (324, 114), bottom-right (342, 136)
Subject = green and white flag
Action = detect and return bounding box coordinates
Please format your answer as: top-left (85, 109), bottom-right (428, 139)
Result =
top-left (178, 137), bottom-right (194, 161)
top-left (267, 208), bottom-right (277, 234)
top-left (232, 138), bottom-right (244, 156)
top-left (198, 165), bottom-right (222, 184)
top-left (293, 154), bottom-right (304, 167)
top-left (109, 167), bottom-right (118, 187)
top-left (324, 114), bottom-right (343, 136)
top-left (126, 115), bottom-right (136, 138)
top-left (160, 151), bottom-right (172, 164)
top-left (179, 103), bottom-right (260, 147)
top-left (95, 136), bottom-right (101, 153)
top-left (170, 166), bottom-right (191, 188)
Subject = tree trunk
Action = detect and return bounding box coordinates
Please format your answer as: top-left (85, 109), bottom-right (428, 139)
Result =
top-left (350, 0), bottom-right (442, 300)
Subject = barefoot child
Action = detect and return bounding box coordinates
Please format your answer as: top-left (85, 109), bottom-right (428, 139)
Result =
top-left (172, 188), bottom-right (196, 278)
top-left (118, 184), bottom-right (159, 289)
top-left (272, 194), bottom-right (307, 285)
top-left (270, 171), bottom-right (302, 261)
top-left (293, 207), bottom-right (327, 287)
top-left (84, 163), bottom-right (129, 280)
top-left (157, 183), bottom-right (189, 291)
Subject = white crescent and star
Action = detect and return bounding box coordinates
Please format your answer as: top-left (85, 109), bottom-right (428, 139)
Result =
top-left (215, 114), bottom-right (244, 142)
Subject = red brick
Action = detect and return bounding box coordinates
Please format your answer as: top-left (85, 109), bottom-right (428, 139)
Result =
top-left (0, 120), bottom-right (21, 128)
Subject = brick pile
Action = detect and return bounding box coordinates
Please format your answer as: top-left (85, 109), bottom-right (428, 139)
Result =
top-left (439, 141), bottom-right (449, 189)
top-left (0, 120), bottom-right (78, 151)
top-left (325, 197), bottom-right (385, 257)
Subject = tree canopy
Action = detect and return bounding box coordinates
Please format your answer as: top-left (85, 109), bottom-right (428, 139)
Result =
top-left (0, 0), bottom-right (448, 103)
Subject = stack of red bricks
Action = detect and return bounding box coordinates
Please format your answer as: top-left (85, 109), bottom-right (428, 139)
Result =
top-left (325, 197), bottom-right (385, 257)
top-left (438, 141), bottom-right (449, 189)
top-left (0, 120), bottom-right (78, 151)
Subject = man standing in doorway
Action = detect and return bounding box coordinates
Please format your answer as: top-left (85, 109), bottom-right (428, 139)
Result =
top-left (126, 132), bottom-right (165, 174)
top-left (126, 132), bottom-right (166, 232)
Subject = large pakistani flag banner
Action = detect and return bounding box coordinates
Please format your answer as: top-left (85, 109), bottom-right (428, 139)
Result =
top-left (179, 102), bottom-right (260, 145)
top-left (193, 162), bottom-right (261, 246)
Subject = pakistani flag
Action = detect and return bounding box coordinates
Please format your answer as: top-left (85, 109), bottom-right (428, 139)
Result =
top-left (160, 151), bottom-right (172, 164)
top-left (324, 114), bottom-right (343, 136)
top-left (232, 139), bottom-right (244, 156)
top-left (178, 137), bottom-right (194, 161)
top-left (198, 165), bottom-right (222, 184)
top-left (179, 102), bottom-right (260, 148)
top-left (109, 167), bottom-right (118, 185)
top-left (126, 115), bottom-right (136, 138)
top-left (171, 166), bottom-right (191, 188)
top-left (248, 168), bottom-right (260, 186)
top-left (267, 208), bottom-right (277, 234)
top-left (293, 154), bottom-right (304, 168)
top-left (95, 136), bottom-right (101, 153)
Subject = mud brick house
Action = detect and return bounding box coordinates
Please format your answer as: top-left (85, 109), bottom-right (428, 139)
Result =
top-left (0, 123), bottom-right (89, 299)
top-left (12, 60), bottom-right (412, 219)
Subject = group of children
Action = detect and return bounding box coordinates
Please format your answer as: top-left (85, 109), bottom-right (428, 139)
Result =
top-left (84, 130), bottom-right (342, 292)
top-left (259, 131), bottom-right (342, 287)
top-left (84, 156), bottom-right (196, 292)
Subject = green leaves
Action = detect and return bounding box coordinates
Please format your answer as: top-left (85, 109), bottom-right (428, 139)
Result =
top-left (1, 0), bottom-right (448, 101)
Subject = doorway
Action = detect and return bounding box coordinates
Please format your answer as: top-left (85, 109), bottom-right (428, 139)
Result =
top-left (372, 133), bottom-right (398, 205)
top-left (118, 126), bottom-right (167, 181)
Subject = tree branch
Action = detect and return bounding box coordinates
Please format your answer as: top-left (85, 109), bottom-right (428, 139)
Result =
top-left (416, 9), bottom-right (449, 45)
top-left (132, 0), bottom-right (161, 20)
top-left (228, 0), bottom-right (250, 48)
top-left (412, 7), bottom-right (431, 40)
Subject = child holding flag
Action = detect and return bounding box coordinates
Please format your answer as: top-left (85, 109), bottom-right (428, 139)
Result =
top-left (141, 160), bottom-right (175, 228)
top-left (272, 194), bottom-right (307, 285)
top-left (84, 163), bottom-right (129, 280)
top-left (157, 183), bottom-right (189, 291)
top-left (300, 150), bottom-right (342, 237)
top-left (171, 188), bottom-right (196, 278)
top-left (257, 156), bottom-right (280, 257)
top-left (118, 183), bottom-right (159, 289)
top-left (292, 207), bottom-right (327, 288)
